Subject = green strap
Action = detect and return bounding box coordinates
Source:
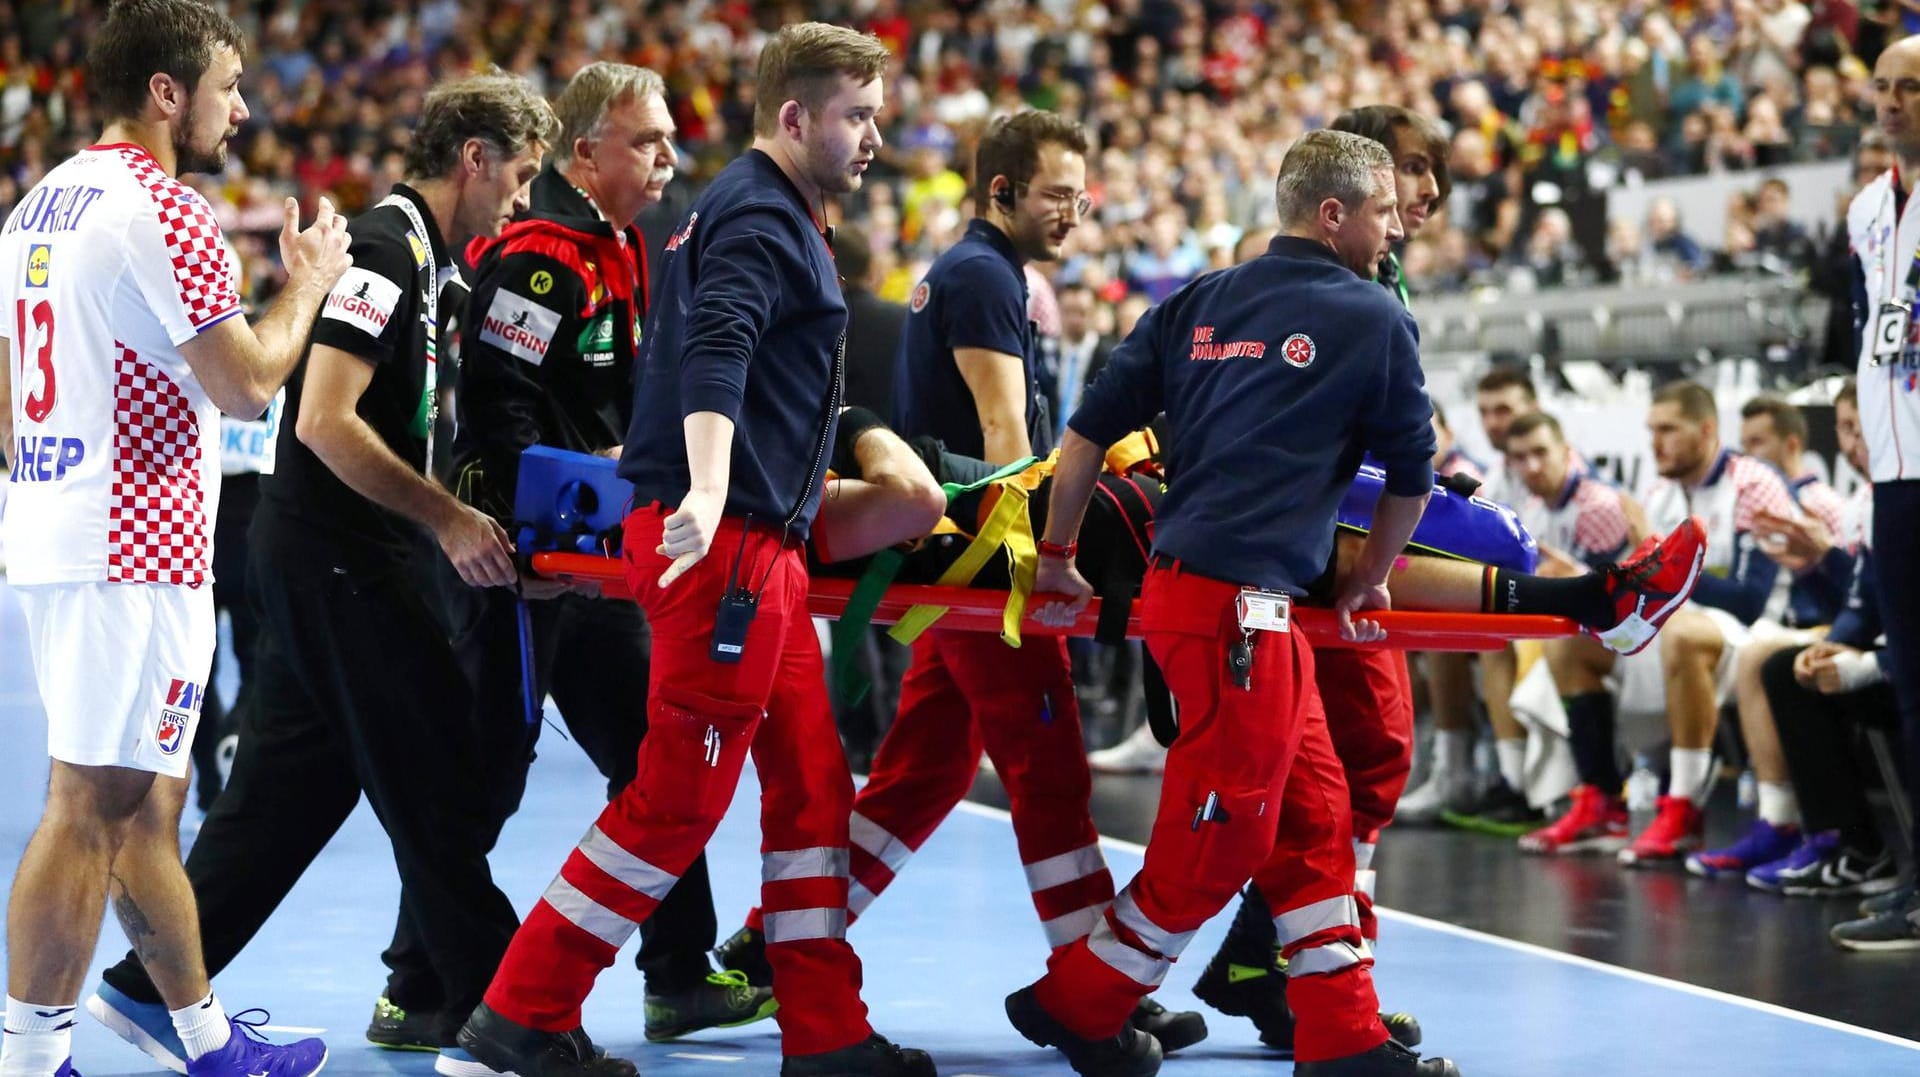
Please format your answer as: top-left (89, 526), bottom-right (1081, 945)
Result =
top-left (827, 454), bottom-right (1040, 704)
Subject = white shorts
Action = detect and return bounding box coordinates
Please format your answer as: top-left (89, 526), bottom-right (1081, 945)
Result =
top-left (1610, 606), bottom-right (1808, 719)
top-left (15, 581), bottom-right (215, 779)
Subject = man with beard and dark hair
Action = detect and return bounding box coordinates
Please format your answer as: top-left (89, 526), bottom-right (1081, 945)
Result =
top-left (0, 3), bottom-right (350, 1076)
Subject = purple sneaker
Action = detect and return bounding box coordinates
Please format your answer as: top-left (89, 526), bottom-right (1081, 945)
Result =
top-left (1686, 820), bottom-right (1801, 879)
top-left (1747, 832), bottom-right (1839, 893)
top-left (185, 1012), bottom-right (327, 1077)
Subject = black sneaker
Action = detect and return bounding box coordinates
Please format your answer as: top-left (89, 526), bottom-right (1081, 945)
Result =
top-left (367, 995), bottom-right (448, 1051)
top-left (1005, 984), bottom-right (1162, 1076)
top-left (779, 1033), bottom-right (935, 1076)
top-left (1830, 888), bottom-right (1920, 952)
top-left (1778, 845), bottom-right (1902, 898)
top-left (1127, 998), bottom-right (1207, 1053)
top-left (1191, 950), bottom-right (1292, 1047)
top-left (714, 925), bottom-right (774, 989)
top-left (1192, 951), bottom-right (1420, 1053)
top-left (644, 970), bottom-right (778, 1042)
top-left (1441, 782), bottom-right (1545, 838)
top-left (456, 1003), bottom-right (636, 1077)
top-left (1294, 1037), bottom-right (1461, 1076)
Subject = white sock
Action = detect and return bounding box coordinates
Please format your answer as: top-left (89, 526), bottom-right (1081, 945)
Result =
top-left (1669, 748), bottom-right (1714, 805)
top-left (170, 993), bottom-right (230, 1061)
top-left (1756, 781), bottom-right (1801, 828)
top-left (1352, 839), bottom-right (1376, 872)
top-left (1, 997), bottom-right (75, 1077)
top-left (1494, 738), bottom-right (1527, 792)
top-left (1434, 729), bottom-right (1472, 774)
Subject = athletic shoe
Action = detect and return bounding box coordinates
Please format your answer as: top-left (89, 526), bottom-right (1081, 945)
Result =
top-left (1191, 951), bottom-right (1419, 1055)
top-left (1518, 785), bottom-right (1628, 856)
top-left (1088, 722), bottom-right (1168, 774)
top-left (643, 970), bottom-right (777, 1041)
top-left (1395, 767), bottom-right (1476, 827)
top-left (184, 1013), bottom-right (328, 1077)
top-left (1441, 780), bottom-right (1545, 837)
top-left (54, 1059), bottom-right (79, 1077)
top-left (1293, 1038), bottom-right (1461, 1076)
top-left (456, 1004), bottom-right (635, 1077)
top-left (1776, 845), bottom-right (1902, 899)
top-left (1005, 984), bottom-right (1162, 1076)
top-left (86, 983), bottom-right (186, 1073)
top-left (1831, 889), bottom-right (1920, 952)
top-left (436, 1047), bottom-right (515, 1077)
top-left (367, 996), bottom-right (445, 1051)
top-left (713, 924), bottom-right (773, 989)
top-left (1587, 517), bottom-right (1708, 656)
top-left (1861, 881), bottom-right (1916, 917)
top-left (1128, 997), bottom-right (1207, 1054)
top-left (780, 1033), bottom-right (936, 1076)
top-left (1618, 796), bottom-right (1704, 866)
top-left (1746, 833), bottom-right (1838, 893)
top-left (1686, 819), bottom-right (1799, 879)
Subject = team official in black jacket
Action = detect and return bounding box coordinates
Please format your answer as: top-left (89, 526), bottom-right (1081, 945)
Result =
top-left (1009, 130), bottom-right (1462, 1077)
top-left (378, 64), bottom-right (772, 1050)
top-left (98, 73), bottom-right (557, 1057)
top-left (458, 25), bottom-right (934, 1077)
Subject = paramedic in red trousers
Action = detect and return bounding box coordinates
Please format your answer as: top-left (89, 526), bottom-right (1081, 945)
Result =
top-left (1010, 129), bottom-right (1463, 1077)
top-left (1195, 103), bottom-right (1446, 1051)
top-left (396, 63), bottom-right (772, 1060)
top-left (454, 24), bottom-right (935, 1077)
top-left (718, 109), bottom-right (1206, 1052)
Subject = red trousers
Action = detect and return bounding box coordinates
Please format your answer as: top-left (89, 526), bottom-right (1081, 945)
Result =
top-left (839, 629), bottom-right (1112, 944)
top-left (483, 507), bottom-right (871, 1057)
top-left (1313, 646), bottom-right (1413, 939)
top-left (1033, 565), bottom-right (1388, 1063)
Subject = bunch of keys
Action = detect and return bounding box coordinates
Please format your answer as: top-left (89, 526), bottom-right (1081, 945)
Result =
top-left (1228, 630), bottom-right (1255, 691)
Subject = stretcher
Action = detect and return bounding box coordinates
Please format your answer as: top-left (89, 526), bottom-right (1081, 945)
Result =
top-left (516, 446), bottom-right (1577, 653)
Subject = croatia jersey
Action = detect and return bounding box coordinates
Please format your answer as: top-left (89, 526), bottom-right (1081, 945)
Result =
top-left (1641, 449), bottom-right (1799, 625)
top-left (1789, 473), bottom-right (1847, 538)
top-left (1515, 468), bottom-right (1631, 570)
top-left (1, 142), bottom-right (240, 587)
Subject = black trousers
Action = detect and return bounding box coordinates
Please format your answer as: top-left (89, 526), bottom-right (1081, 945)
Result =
top-left (378, 577), bottom-right (719, 1014)
top-left (190, 472), bottom-right (262, 810)
top-left (1873, 480), bottom-right (1920, 831)
top-left (102, 509), bottom-right (517, 1020)
top-left (1763, 643), bottom-right (1899, 847)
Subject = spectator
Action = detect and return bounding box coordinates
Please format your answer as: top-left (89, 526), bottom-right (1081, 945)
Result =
top-left (1646, 197), bottom-right (1710, 280)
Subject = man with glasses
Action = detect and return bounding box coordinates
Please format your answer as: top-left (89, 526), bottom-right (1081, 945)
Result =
top-left (714, 109), bottom-right (1206, 1051)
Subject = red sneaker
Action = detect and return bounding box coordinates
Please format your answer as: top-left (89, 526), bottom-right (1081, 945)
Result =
top-left (1587, 517), bottom-right (1708, 656)
top-left (1619, 795), bottom-right (1705, 867)
top-left (1518, 785), bottom-right (1630, 856)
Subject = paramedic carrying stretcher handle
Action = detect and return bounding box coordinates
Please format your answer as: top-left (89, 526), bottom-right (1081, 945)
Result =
top-left (1012, 129), bottom-right (1462, 1077)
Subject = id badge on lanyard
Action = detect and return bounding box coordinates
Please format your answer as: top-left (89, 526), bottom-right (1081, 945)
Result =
top-left (376, 194), bottom-right (441, 467)
top-left (1876, 202), bottom-right (1920, 367)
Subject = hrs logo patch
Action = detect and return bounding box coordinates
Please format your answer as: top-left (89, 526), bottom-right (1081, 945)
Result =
top-left (479, 289), bottom-right (562, 365)
top-left (322, 267), bottom-right (403, 337)
top-left (665, 212), bottom-right (698, 252)
top-left (155, 679), bottom-right (203, 756)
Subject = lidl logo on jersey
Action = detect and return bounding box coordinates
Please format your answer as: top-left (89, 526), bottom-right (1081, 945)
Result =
top-left (479, 289), bottom-right (561, 366)
top-left (25, 244), bottom-right (50, 287)
top-left (322, 267), bottom-right (403, 337)
top-left (155, 679), bottom-right (203, 756)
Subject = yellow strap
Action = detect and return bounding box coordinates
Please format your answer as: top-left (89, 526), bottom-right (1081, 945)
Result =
top-left (890, 481), bottom-right (1033, 646)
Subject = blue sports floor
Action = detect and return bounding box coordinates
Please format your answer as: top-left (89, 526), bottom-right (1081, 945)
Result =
top-left (3, 582), bottom-right (1918, 1076)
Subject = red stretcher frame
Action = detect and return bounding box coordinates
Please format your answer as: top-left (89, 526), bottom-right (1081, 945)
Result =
top-left (532, 551), bottom-right (1576, 652)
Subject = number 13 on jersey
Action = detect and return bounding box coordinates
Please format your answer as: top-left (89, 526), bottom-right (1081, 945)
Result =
top-left (15, 297), bottom-right (55, 422)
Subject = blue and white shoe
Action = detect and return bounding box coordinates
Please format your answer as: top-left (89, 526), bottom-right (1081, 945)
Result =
top-left (54, 1058), bottom-right (81, 1077)
top-left (1686, 819), bottom-right (1800, 879)
top-left (86, 983), bottom-right (187, 1073)
top-left (437, 1046), bottom-right (518, 1077)
top-left (1746, 832), bottom-right (1838, 893)
top-left (184, 1013), bottom-right (327, 1077)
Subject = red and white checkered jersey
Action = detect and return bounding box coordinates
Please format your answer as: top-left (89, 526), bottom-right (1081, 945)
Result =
top-left (1642, 450), bottom-right (1800, 576)
top-left (1789, 475), bottom-right (1847, 540)
top-left (1, 143), bottom-right (239, 587)
top-left (1517, 470), bottom-right (1632, 570)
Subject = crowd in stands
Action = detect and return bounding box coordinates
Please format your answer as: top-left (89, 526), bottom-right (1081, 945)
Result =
top-left (0, 0), bottom-right (1896, 323)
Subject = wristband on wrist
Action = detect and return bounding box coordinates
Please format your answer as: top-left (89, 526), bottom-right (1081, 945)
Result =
top-left (1038, 539), bottom-right (1078, 560)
